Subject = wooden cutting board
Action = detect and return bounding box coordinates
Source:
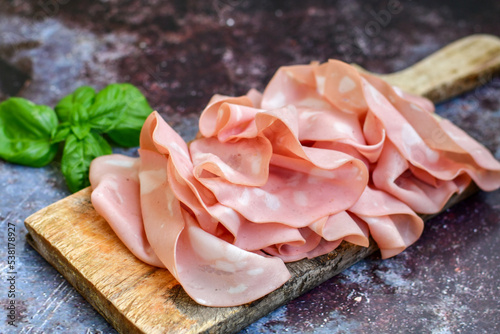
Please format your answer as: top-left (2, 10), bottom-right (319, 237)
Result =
top-left (25, 34), bottom-right (500, 334)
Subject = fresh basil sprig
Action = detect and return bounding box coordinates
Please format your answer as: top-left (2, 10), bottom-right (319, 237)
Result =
top-left (0, 98), bottom-right (58, 167)
top-left (61, 132), bottom-right (112, 193)
top-left (0, 83), bottom-right (153, 192)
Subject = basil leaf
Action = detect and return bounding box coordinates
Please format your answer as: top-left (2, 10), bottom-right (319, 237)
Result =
top-left (52, 122), bottom-right (71, 143)
top-left (57, 88), bottom-right (94, 140)
top-left (70, 103), bottom-right (91, 139)
top-left (0, 97), bottom-right (58, 167)
top-left (55, 86), bottom-right (96, 123)
top-left (86, 101), bottom-right (122, 133)
top-left (89, 83), bottom-right (152, 146)
top-left (61, 131), bottom-right (112, 193)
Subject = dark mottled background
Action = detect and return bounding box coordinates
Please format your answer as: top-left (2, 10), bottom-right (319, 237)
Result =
top-left (0, 0), bottom-right (499, 333)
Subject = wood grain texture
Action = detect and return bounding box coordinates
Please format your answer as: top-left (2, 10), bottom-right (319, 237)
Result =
top-left (24, 34), bottom-right (500, 334)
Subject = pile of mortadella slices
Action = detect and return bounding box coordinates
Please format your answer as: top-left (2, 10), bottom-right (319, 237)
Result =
top-left (89, 60), bottom-right (500, 307)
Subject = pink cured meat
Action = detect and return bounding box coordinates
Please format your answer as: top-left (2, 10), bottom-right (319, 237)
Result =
top-left (89, 59), bottom-right (500, 307)
top-left (89, 155), bottom-right (163, 267)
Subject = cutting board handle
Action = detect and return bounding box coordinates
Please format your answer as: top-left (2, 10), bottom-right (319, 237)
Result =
top-left (354, 34), bottom-right (500, 102)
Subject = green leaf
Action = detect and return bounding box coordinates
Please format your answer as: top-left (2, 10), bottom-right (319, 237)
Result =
top-left (52, 122), bottom-right (71, 143)
top-left (88, 83), bottom-right (153, 146)
top-left (0, 97), bottom-right (58, 167)
top-left (86, 101), bottom-right (122, 133)
top-left (71, 123), bottom-right (91, 140)
top-left (70, 102), bottom-right (90, 126)
top-left (55, 86), bottom-right (96, 123)
top-left (57, 88), bottom-right (95, 140)
top-left (69, 103), bottom-right (92, 139)
top-left (61, 131), bottom-right (112, 193)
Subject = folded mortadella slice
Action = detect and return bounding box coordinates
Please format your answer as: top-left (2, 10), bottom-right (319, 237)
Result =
top-left (138, 148), bottom-right (291, 307)
top-left (261, 63), bottom-right (328, 111)
top-left (262, 60), bottom-right (368, 115)
top-left (89, 154), bottom-right (163, 267)
top-left (263, 227), bottom-right (342, 262)
top-left (349, 185), bottom-right (424, 259)
top-left (309, 211), bottom-right (370, 247)
top-left (198, 94), bottom-right (258, 141)
top-left (190, 136), bottom-right (272, 187)
top-left (372, 142), bottom-right (470, 214)
top-left (361, 76), bottom-right (500, 212)
top-left (438, 118), bottom-right (500, 191)
top-left (176, 211), bottom-right (291, 307)
top-left (195, 150), bottom-right (367, 227)
top-left (194, 102), bottom-right (369, 227)
top-left (147, 112), bottom-right (315, 257)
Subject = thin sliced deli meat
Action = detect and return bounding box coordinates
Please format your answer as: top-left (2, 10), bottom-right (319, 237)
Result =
top-left (349, 185), bottom-right (424, 259)
top-left (139, 148), bottom-right (291, 307)
top-left (89, 59), bottom-right (500, 307)
top-left (89, 155), bottom-right (163, 267)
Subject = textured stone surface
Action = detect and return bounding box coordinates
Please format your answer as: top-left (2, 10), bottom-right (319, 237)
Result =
top-left (0, 0), bottom-right (499, 333)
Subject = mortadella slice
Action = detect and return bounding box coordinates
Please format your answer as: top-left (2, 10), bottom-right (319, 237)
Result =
top-left (138, 148), bottom-right (291, 307)
top-left (89, 154), bottom-right (164, 267)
